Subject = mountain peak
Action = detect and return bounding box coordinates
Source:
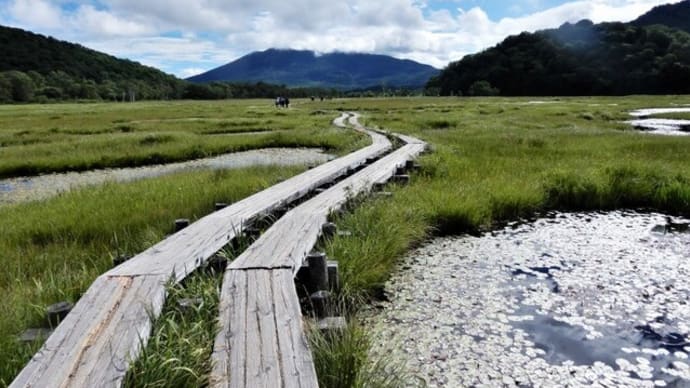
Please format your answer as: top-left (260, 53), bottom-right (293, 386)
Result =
top-left (187, 49), bottom-right (439, 90)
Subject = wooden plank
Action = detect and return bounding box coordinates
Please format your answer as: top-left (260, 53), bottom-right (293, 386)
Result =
top-left (210, 270), bottom-right (247, 388)
top-left (107, 128), bottom-right (390, 281)
top-left (230, 142), bottom-right (426, 272)
top-left (10, 274), bottom-right (167, 388)
top-left (273, 269), bottom-right (317, 387)
top-left (211, 269), bottom-right (316, 388)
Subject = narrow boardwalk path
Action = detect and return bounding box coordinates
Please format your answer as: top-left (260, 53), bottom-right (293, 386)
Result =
top-left (11, 113), bottom-right (391, 388)
top-left (211, 114), bottom-right (426, 387)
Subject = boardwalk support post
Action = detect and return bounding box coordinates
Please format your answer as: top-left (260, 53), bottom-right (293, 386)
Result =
top-left (174, 218), bottom-right (190, 232)
top-left (46, 302), bottom-right (73, 327)
top-left (307, 251), bottom-right (329, 291)
top-left (310, 290), bottom-right (331, 318)
top-left (327, 260), bottom-right (340, 292)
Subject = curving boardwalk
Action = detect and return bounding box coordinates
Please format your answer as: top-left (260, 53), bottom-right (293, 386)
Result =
top-left (211, 114), bottom-right (426, 387)
top-left (10, 113), bottom-right (392, 388)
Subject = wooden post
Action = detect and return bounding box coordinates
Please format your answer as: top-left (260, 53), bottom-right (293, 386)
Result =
top-left (327, 261), bottom-right (339, 292)
top-left (307, 252), bottom-right (328, 291)
top-left (310, 290), bottom-right (331, 318)
top-left (322, 222), bottom-right (337, 238)
top-left (112, 255), bottom-right (130, 267)
top-left (46, 302), bottom-right (73, 327)
top-left (205, 254), bottom-right (228, 273)
top-left (405, 160), bottom-right (420, 170)
top-left (175, 218), bottom-right (190, 232)
top-left (391, 174), bottom-right (410, 185)
top-left (372, 182), bottom-right (387, 191)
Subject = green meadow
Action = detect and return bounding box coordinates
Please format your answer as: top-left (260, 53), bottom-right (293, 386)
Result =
top-left (2, 96), bottom-right (690, 386)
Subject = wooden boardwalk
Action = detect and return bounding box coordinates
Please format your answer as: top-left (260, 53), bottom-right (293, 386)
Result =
top-left (211, 115), bottom-right (426, 387)
top-left (10, 113), bottom-right (392, 388)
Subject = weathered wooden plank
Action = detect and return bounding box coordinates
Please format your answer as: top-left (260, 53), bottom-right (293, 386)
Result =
top-left (273, 269), bottom-right (318, 387)
top-left (107, 127), bottom-right (390, 281)
top-left (211, 269), bottom-right (316, 388)
top-left (230, 141), bottom-right (426, 272)
top-left (210, 270), bottom-right (247, 388)
top-left (10, 274), bottom-right (167, 388)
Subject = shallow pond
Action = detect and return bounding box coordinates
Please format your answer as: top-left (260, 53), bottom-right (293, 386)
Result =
top-left (366, 211), bottom-right (690, 387)
top-left (627, 108), bottom-right (690, 136)
top-left (0, 148), bottom-right (333, 205)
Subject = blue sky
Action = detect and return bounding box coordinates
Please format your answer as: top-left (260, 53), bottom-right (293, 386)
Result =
top-left (0, 0), bottom-right (682, 77)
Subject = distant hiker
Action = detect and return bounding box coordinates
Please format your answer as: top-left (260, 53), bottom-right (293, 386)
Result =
top-left (274, 97), bottom-right (289, 108)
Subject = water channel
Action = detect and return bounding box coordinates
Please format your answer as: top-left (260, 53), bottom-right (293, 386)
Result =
top-left (627, 108), bottom-right (690, 136)
top-left (366, 211), bottom-right (690, 387)
top-left (0, 148), bottom-right (334, 205)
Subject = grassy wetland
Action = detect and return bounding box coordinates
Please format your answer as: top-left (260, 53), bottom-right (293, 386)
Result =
top-left (2, 96), bottom-right (690, 386)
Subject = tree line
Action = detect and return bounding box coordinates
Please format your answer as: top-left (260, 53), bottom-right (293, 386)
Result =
top-left (427, 20), bottom-right (690, 96)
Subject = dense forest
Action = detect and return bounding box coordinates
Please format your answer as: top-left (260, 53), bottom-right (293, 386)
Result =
top-left (427, 1), bottom-right (690, 96)
top-left (0, 25), bottom-right (342, 103)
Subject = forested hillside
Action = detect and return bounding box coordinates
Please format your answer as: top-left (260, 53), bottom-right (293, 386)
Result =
top-left (0, 26), bottom-right (341, 102)
top-left (428, 0), bottom-right (690, 96)
top-left (0, 25), bottom-right (185, 102)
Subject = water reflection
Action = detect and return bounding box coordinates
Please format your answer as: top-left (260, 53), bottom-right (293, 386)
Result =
top-left (367, 211), bottom-right (690, 387)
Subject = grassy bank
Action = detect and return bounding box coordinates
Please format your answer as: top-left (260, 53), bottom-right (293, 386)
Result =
top-left (0, 100), bottom-right (365, 178)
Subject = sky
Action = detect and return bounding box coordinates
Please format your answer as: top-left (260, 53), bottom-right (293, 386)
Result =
top-left (0, 0), bottom-right (683, 78)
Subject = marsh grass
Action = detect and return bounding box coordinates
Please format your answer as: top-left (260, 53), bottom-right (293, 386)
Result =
top-left (0, 100), bottom-right (367, 178)
top-left (4, 96), bottom-right (690, 386)
top-left (123, 274), bottom-right (222, 388)
top-left (0, 165), bottom-right (303, 385)
top-left (304, 95), bottom-right (690, 386)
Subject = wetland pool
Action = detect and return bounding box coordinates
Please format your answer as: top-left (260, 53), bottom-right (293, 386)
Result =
top-left (627, 108), bottom-right (690, 136)
top-left (0, 148), bottom-right (333, 205)
top-left (366, 211), bottom-right (690, 387)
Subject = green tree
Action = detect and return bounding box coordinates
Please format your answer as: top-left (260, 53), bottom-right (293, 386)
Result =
top-left (468, 80), bottom-right (500, 96)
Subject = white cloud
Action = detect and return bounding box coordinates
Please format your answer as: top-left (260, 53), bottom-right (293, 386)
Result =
top-left (8, 0), bottom-right (63, 29)
top-left (1, 0), bottom-right (685, 75)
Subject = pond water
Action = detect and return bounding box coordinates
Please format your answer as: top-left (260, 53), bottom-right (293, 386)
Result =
top-left (0, 148), bottom-right (333, 205)
top-left (627, 108), bottom-right (690, 136)
top-left (366, 211), bottom-right (690, 387)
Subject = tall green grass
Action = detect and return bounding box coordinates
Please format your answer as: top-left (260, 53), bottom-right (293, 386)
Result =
top-left (0, 100), bottom-right (366, 178)
top-left (303, 96), bottom-right (690, 386)
top-left (0, 165), bottom-right (303, 385)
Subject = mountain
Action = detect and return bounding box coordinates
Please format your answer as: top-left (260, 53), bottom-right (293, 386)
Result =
top-left (0, 24), bottom-right (184, 101)
top-left (632, 0), bottom-right (690, 33)
top-left (188, 49), bottom-right (440, 89)
top-left (428, 1), bottom-right (690, 96)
